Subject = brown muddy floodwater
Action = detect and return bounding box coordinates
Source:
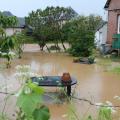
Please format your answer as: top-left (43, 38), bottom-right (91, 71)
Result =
top-left (0, 45), bottom-right (120, 120)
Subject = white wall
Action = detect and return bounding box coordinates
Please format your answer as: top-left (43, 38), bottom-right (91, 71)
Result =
top-left (95, 23), bottom-right (107, 50)
top-left (5, 28), bottom-right (23, 36)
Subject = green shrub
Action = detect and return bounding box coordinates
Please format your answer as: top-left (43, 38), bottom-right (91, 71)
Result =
top-left (88, 56), bottom-right (95, 64)
top-left (65, 15), bottom-right (102, 57)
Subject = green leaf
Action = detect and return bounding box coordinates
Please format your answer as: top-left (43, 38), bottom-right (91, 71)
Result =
top-left (27, 82), bottom-right (44, 94)
top-left (16, 91), bottom-right (42, 118)
top-left (98, 107), bottom-right (112, 120)
top-left (33, 106), bottom-right (50, 120)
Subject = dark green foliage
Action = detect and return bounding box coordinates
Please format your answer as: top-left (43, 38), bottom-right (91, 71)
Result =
top-left (0, 27), bottom-right (5, 38)
top-left (0, 11), bottom-right (18, 52)
top-left (63, 15), bottom-right (102, 57)
top-left (86, 116), bottom-right (93, 120)
top-left (0, 11), bottom-right (18, 28)
top-left (25, 6), bottom-right (77, 51)
top-left (1, 36), bottom-right (16, 52)
top-left (0, 33), bottom-right (24, 67)
top-left (2, 11), bottom-right (25, 27)
top-left (88, 56), bottom-right (95, 64)
top-left (33, 106), bottom-right (50, 120)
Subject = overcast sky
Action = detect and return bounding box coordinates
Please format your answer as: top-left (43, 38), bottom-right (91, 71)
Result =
top-left (0, 0), bottom-right (107, 19)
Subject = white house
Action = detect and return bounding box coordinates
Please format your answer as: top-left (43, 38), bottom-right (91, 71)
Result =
top-left (95, 22), bottom-right (107, 53)
top-left (5, 26), bottom-right (24, 36)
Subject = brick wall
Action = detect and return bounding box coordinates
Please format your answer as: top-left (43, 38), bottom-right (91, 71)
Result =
top-left (107, 11), bottom-right (117, 44)
top-left (107, 0), bottom-right (120, 44)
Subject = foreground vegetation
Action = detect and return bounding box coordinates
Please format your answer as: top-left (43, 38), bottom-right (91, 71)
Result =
top-left (1, 63), bottom-right (120, 120)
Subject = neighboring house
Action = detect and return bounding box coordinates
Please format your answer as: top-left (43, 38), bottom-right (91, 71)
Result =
top-left (104, 0), bottom-right (120, 45)
top-left (95, 22), bottom-right (108, 53)
top-left (5, 26), bottom-right (25, 36)
top-left (95, 0), bottom-right (120, 53)
top-left (25, 25), bottom-right (33, 36)
top-left (2, 11), bottom-right (25, 36)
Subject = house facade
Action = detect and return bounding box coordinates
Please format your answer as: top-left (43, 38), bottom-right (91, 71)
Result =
top-left (104, 0), bottom-right (120, 44)
top-left (95, 22), bottom-right (107, 52)
top-left (5, 27), bottom-right (24, 36)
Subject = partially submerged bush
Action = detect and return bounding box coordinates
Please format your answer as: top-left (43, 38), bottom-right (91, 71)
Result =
top-left (0, 51), bottom-right (16, 68)
top-left (88, 56), bottom-right (95, 64)
top-left (49, 45), bottom-right (61, 51)
top-left (73, 56), bottom-right (95, 64)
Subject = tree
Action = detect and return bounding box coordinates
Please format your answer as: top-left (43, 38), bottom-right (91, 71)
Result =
top-left (25, 6), bottom-right (78, 51)
top-left (13, 32), bottom-right (25, 58)
top-left (0, 13), bottom-right (18, 51)
top-left (0, 27), bottom-right (5, 37)
top-left (0, 13), bottom-right (18, 52)
top-left (65, 15), bottom-right (103, 57)
top-left (0, 12), bottom-right (18, 28)
top-left (0, 36), bottom-right (16, 68)
top-left (0, 12), bottom-right (19, 68)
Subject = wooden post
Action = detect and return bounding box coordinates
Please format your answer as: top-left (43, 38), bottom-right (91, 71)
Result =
top-left (67, 85), bottom-right (71, 96)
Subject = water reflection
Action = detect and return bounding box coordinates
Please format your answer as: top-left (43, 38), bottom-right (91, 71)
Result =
top-left (0, 52), bottom-right (120, 119)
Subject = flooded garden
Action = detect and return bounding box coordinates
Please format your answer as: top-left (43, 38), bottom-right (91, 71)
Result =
top-left (0, 45), bottom-right (120, 120)
top-left (0, 4), bottom-right (120, 120)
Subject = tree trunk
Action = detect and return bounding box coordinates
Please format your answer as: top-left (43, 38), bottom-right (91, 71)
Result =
top-left (6, 57), bottom-right (11, 68)
top-left (56, 21), bottom-right (66, 51)
top-left (38, 43), bottom-right (44, 51)
top-left (56, 42), bottom-right (60, 52)
top-left (45, 44), bottom-right (51, 53)
top-left (61, 40), bottom-right (66, 51)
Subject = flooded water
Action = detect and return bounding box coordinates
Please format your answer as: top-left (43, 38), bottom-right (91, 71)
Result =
top-left (0, 45), bottom-right (120, 120)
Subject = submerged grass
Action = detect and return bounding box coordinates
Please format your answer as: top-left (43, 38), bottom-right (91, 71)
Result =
top-left (96, 57), bottom-right (112, 72)
top-left (98, 58), bottom-right (112, 66)
top-left (0, 114), bottom-right (10, 120)
top-left (110, 66), bottom-right (120, 74)
top-left (97, 55), bottom-right (120, 73)
top-left (110, 56), bottom-right (120, 62)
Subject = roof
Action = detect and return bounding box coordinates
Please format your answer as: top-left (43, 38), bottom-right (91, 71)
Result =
top-left (6, 25), bottom-right (25, 29)
top-left (96, 21), bottom-right (107, 31)
top-left (104, 0), bottom-right (111, 9)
